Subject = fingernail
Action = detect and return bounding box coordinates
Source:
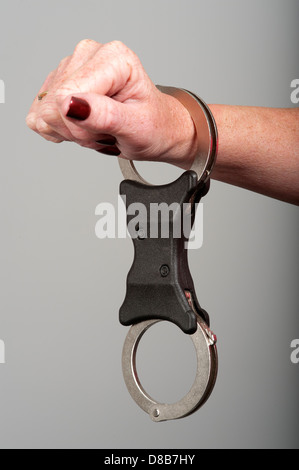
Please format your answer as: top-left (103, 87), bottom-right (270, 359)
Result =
top-left (96, 137), bottom-right (116, 146)
top-left (97, 146), bottom-right (121, 156)
top-left (66, 97), bottom-right (91, 120)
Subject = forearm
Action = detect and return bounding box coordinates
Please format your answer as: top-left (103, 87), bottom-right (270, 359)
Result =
top-left (209, 105), bottom-right (299, 205)
top-left (26, 40), bottom-right (299, 206)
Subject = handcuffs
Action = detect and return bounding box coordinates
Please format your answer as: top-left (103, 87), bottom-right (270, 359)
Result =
top-left (118, 85), bottom-right (218, 421)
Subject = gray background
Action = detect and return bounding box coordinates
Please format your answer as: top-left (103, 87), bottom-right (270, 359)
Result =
top-left (0, 0), bottom-right (298, 449)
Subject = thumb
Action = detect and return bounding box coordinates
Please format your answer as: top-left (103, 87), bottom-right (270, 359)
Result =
top-left (58, 92), bottom-right (128, 137)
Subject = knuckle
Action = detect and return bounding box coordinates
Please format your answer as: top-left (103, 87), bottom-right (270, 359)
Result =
top-left (47, 136), bottom-right (63, 144)
top-left (99, 41), bottom-right (136, 81)
top-left (109, 40), bottom-right (125, 49)
top-left (36, 117), bottom-right (52, 135)
top-left (106, 40), bottom-right (131, 57)
top-left (73, 38), bottom-right (99, 56)
top-left (26, 113), bottom-right (36, 130)
top-left (57, 55), bottom-right (71, 72)
top-left (103, 41), bottom-right (140, 78)
top-left (40, 106), bottom-right (60, 127)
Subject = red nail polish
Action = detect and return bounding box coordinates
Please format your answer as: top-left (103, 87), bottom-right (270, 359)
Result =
top-left (97, 146), bottom-right (121, 156)
top-left (66, 97), bottom-right (91, 120)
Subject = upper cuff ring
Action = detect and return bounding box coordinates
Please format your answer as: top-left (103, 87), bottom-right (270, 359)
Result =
top-left (118, 85), bottom-right (218, 186)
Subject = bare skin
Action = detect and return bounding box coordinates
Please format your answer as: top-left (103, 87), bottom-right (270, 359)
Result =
top-left (26, 40), bottom-right (299, 205)
top-left (210, 105), bottom-right (299, 204)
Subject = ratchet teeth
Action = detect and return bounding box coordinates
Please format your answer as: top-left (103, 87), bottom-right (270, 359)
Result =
top-left (184, 290), bottom-right (217, 345)
top-left (202, 325), bottom-right (217, 346)
top-left (184, 290), bottom-right (196, 310)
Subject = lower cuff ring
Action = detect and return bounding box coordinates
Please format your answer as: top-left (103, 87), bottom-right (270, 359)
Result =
top-left (122, 318), bottom-right (218, 422)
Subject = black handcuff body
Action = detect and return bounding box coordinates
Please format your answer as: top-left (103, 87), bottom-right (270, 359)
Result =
top-left (118, 86), bottom-right (218, 421)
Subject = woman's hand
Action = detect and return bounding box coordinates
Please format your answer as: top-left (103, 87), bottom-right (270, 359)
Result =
top-left (26, 40), bottom-right (196, 169)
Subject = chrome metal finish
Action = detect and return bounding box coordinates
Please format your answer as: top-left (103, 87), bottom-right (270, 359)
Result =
top-left (122, 319), bottom-right (218, 422)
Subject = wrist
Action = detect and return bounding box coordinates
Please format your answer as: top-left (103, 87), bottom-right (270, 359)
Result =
top-left (156, 86), bottom-right (218, 181)
top-left (155, 91), bottom-right (197, 170)
top-left (119, 87), bottom-right (218, 186)
top-left (170, 96), bottom-right (198, 170)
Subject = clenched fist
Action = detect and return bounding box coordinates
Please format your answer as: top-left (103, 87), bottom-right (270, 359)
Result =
top-left (26, 40), bottom-right (197, 169)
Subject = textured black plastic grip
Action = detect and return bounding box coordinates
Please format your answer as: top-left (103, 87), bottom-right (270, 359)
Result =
top-left (119, 171), bottom-right (209, 335)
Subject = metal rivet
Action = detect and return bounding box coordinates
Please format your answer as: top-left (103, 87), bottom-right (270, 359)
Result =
top-left (160, 265), bottom-right (170, 277)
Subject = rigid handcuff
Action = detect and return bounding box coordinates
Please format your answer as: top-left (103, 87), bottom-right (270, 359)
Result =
top-left (117, 85), bottom-right (218, 422)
